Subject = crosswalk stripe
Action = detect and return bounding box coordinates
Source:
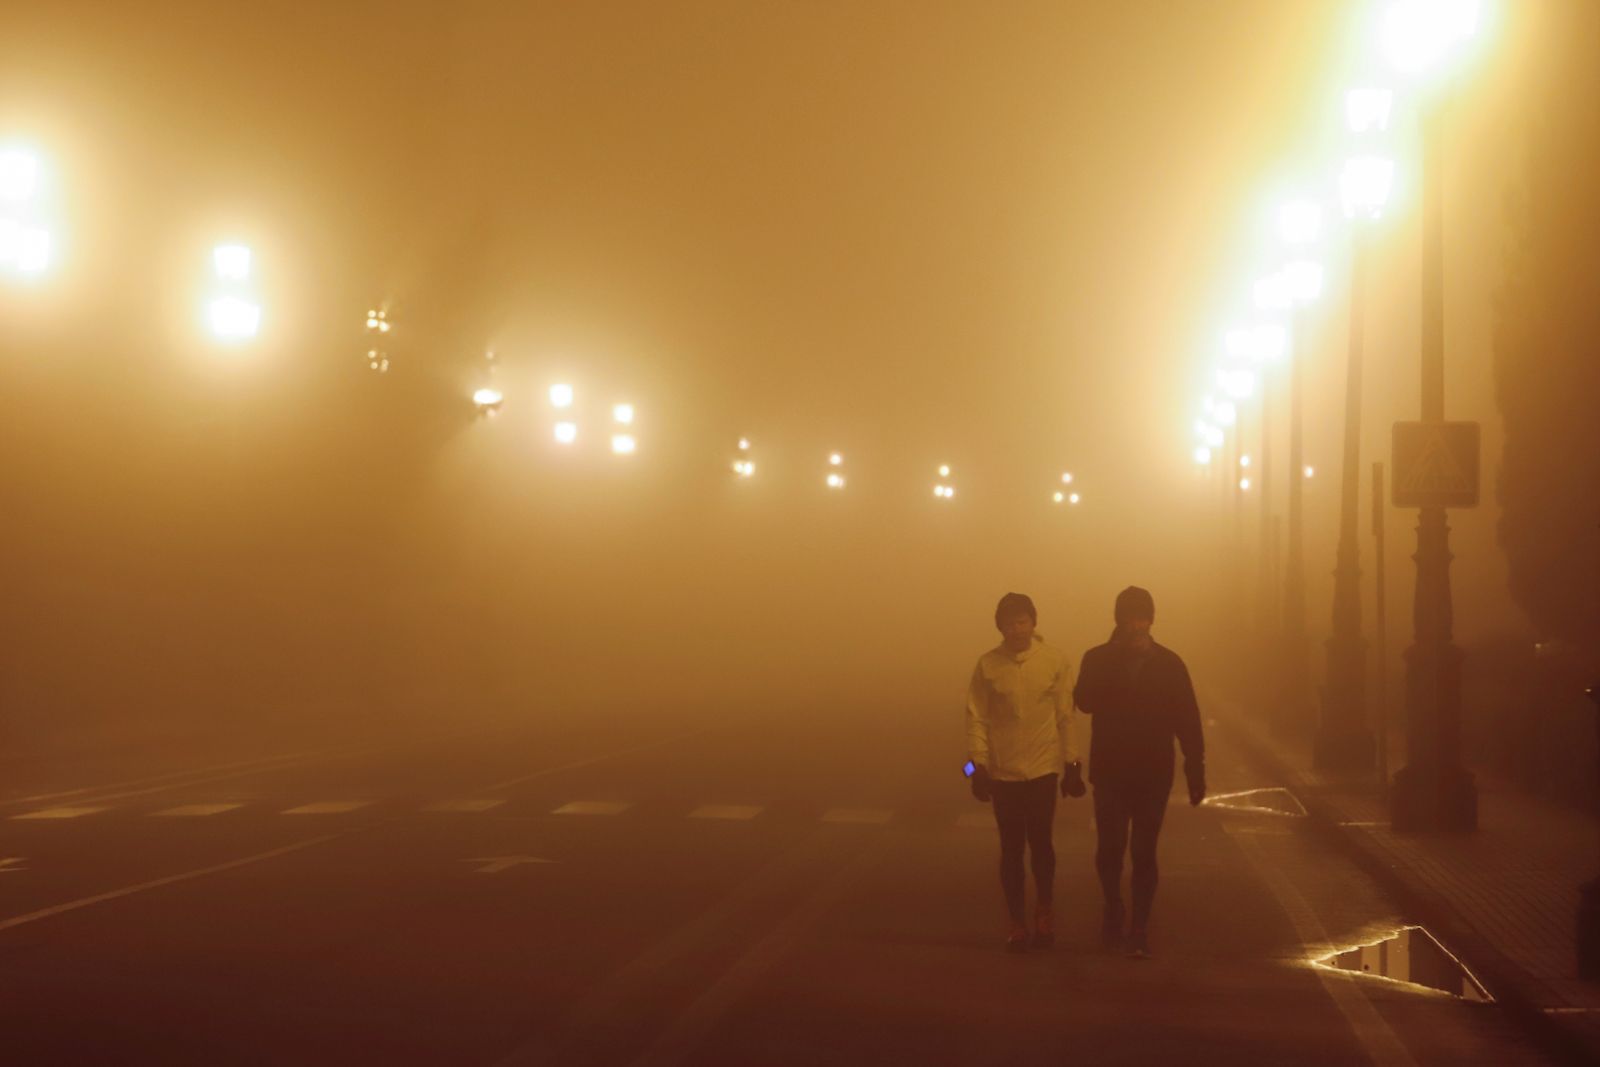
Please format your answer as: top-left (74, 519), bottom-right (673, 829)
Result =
top-left (11, 806), bottom-right (107, 821)
top-left (552, 801), bottom-right (630, 816)
top-left (821, 807), bottom-right (893, 825)
top-left (151, 803), bottom-right (244, 817)
top-left (423, 798), bottom-right (506, 813)
top-left (688, 804), bottom-right (764, 821)
top-left (282, 801), bottom-right (373, 815)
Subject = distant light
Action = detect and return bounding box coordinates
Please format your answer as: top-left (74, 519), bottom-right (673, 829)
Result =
top-left (732, 459), bottom-right (755, 477)
top-left (1382, 0), bottom-right (1482, 78)
top-left (738, 438), bottom-right (751, 452)
top-left (1068, 492), bottom-right (1081, 505)
top-left (1254, 272), bottom-right (1294, 312)
top-left (1253, 323), bottom-right (1289, 361)
top-left (553, 421), bottom-right (577, 445)
top-left (1240, 454), bottom-right (1252, 468)
top-left (0, 148), bottom-right (40, 202)
top-left (613, 403), bottom-right (634, 425)
top-left (1283, 259), bottom-right (1325, 304)
top-left (550, 383), bottom-right (574, 408)
top-left (1277, 200), bottom-right (1323, 246)
top-left (473, 387), bottom-right (504, 412)
top-left (1061, 472), bottom-right (1074, 485)
top-left (611, 433), bottom-right (636, 455)
top-left (1304, 465), bottom-right (1316, 478)
top-left (1214, 400), bottom-right (1237, 427)
top-left (1194, 446), bottom-right (1213, 465)
top-left (212, 244), bottom-right (252, 281)
top-left (829, 452), bottom-right (843, 467)
top-left (1345, 87), bottom-right (1395, 133)
top-left (0, 221), bottom-right (50, 275)
top-left (938, 464), bottom-right (951, 478)
top-left (1240, 477), bottom-right (1252, 491)
top-left (1053, 491), bottom-right (1065, 504)
top-left (826, 472), bottom-right (845, 489)
top-left (1341, 155), bottom-right (1396, 220)
top-left (1218, 367), bottom-right (1256, 399)
top-left (934, 484), bottom-right (955, 499)
top-left (208, 296), bottom-right (261, 340)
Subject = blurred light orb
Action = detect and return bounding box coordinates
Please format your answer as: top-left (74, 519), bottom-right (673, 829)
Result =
top-left (1345, 87), bottom-right (1395, 134)
top-left (553, 421), bottom-right (577, 445)
top-left (611, 433), bottom-right (636, 455)
top-left (1240, 477), bottom-right (1252, 491)
top-left (1240, 454), bottom-right (1252, 468)
top-left (829, 452), bottom-right (843, 467)
top-left (1061, 472), bottom-right (1074, 485)
top-left (613, 403), bottom-right (635, 425)
top-left (732, 459), bottom-right (755, 477)
top-left (1382, 0), bottom-right (1481, 77)
top-left (472, 387), bottom-right (503, 412)
top-left (212, 243), bottom-right (252, 281)
top-left (737, 438), bottom-right (751, 452)
top-left (1194, 446), bottom-right (1213, 466)
top-left (0, 148), bottom-right (40, 202)
top-left (938, 464), bottom-right (951, 478)
top-left (1284, 259), bottom-right (1325, 303)
top-left (0, 220), bottom-right (50, 275)
top-left (1068, 493), bottom-right (1081, 505)
top-left (1304, 465), bottom-right (1316, 479)
top-left (1341, 155), bottom-right (1396, 220)
top-left (1277, 200), bottom-right (1323, 246)
top-left (550, 383), bottom-right (574, 408)
top-left (1053, 491), bottom-right (1065, 504)
top-left (826, 472), bottom-right (846, 489)
top-left (208, 296), bottom-right (261, 340)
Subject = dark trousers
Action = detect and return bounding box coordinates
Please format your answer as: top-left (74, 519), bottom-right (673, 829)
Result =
top-left (1093, 781), bottom-right (1169, 931)
top-left (991, 774), bottom-right (1057, 922)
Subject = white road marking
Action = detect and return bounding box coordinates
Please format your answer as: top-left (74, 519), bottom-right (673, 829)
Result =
top-left (424, 798), bottom-right (507, 813)
top-left (466, 855), bottom-right (556, 874)
top-left (282, 801), bottom-right (373, 815)
top-left (821, 808), bottom-right (892, 825)
top-left (955, 812), bottom-right (992, 829)
top-left (552, 801), bottom-right (630, 816)
top-left (688, 805), bottom-right (763, 821)
top-left (0, 858), bottom-right (26, 873)
top-left (0, 835), bottom-right (342, 934)
top-left (11, 806), bottom-right (107, 821)
top-left (151, 803), bottom-right (245, 817)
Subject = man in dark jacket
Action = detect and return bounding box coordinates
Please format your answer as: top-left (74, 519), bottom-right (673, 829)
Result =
top-left (1072, 586), bottom-right (1205, 958)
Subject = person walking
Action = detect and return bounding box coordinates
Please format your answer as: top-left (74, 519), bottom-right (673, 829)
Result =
top-left (966, 592), bottom-right (1085, 953)
top-left (1073, 586), bottom-right (1205, 959)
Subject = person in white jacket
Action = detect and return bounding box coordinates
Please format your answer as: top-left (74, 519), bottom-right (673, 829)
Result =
top-left (966, 592), bottom-right (1085, 952)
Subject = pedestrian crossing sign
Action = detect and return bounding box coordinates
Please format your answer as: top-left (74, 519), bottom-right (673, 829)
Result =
top-left (1391, 421), bottom-right (1479, 508)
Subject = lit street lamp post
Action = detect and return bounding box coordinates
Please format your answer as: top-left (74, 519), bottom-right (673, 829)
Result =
top-left (1317, 125), bottom-right (1396, 771)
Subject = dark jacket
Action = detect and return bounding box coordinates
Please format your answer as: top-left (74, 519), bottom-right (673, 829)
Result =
top-left (1073, 632), bottom-right (1204, 791)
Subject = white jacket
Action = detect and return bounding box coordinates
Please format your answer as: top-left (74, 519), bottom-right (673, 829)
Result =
top-left (966, 634), bottom-right (1079, 782)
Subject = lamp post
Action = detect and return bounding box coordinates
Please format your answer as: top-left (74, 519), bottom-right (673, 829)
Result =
top-left (1277, 203), bottom-right (1325, 733)
top-left (1317, 106), bottom-right (1396, 771)
top-left (1382, 0), bottom-right (1483, 831)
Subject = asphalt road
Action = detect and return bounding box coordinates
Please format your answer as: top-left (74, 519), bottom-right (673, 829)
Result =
top-left (0, 708), bottom-right (1561, 1066)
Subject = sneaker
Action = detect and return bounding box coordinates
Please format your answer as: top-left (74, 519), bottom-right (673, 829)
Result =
top-left (1005, 920), bottom-right (1029, 954)
top-left (1125, 928), bottom-right (1151, 959)
top-left (1031, 906), bottom-right (1054, 950)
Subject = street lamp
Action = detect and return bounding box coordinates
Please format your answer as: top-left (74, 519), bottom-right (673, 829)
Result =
top-left (206, 243), bottom-right (260, 342)
top-left (1381, 0), bottom-right (1486, 832)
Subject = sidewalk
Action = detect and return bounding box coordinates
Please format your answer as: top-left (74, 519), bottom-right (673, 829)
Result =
top-left (1212, 695), bottom-right (1600, 1065)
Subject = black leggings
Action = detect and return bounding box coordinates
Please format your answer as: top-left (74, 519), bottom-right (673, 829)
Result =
top-left (1093, 782), bottom-right (1169, 931)
top-left (990, 773), bottom-right (1058, 922)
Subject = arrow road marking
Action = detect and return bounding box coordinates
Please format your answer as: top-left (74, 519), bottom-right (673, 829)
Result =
top-left (466, 856), bottom-right (556, 875)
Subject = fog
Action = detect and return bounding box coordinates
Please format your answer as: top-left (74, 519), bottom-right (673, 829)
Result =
top-left (0, 2), bottom-right (1589, 757)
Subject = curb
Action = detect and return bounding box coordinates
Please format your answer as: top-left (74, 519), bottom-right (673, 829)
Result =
top-left (1217, 711), bottom-right (1600, 1067)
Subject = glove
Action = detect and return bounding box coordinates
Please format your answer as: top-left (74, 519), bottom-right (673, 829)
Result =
top-left (1186, 761), bottom-right (1206, 807)
top-left (1060, 761), bottom-right (1086, 798)
top-left (970, 763), bottom-right (992, 803)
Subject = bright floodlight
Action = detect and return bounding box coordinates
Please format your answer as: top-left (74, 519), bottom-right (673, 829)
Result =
top-left (1341, 155), bottom-right (1396, 220)
top-left (1345, 87), bottom-right (1395, 133)
top-left (826, 472), bottom-right (845, 489)
top-left (0, 221), bottom-right (50, 275)
top-left (213, 244), bottom-right (252, 281)
top-left (1284, 259), bottom-right (1325, 303)
top-left (829, 452), bottom-right (843, 467)
top-left (611, 433), bottom-right (636, 455)
top-left (1382, 0), bottom-right (1481, 77)
top-left (473, 387), bottom-right (504, 413)
top-left (549, 383), bottom-right (574, 408)
top-left (0, 148), bottom-right (40, 202)
top-left (1194, 446), bottom-right (1213, 465)
top-left (553, 421), bottom-right (577, 444)
top-left (613, 403), bottom-right (634, 425)
top-left (208, 297), bottom-right (261, 340)
top-left (1277, 200), bottom-right (1323, 246)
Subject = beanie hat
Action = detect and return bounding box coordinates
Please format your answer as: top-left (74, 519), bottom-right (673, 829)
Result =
top-left (1114, 586), bottom-right (1155, 624)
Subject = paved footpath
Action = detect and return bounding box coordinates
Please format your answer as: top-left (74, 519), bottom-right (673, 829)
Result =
top-left (1214, 694), bottom-right (1600, 1064)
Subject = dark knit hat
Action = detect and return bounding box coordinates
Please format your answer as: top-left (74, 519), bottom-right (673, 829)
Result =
top-left (994, 592), bottom-right (1037, 628)
top-left (1114, 586), bottom-right (1155, 624)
